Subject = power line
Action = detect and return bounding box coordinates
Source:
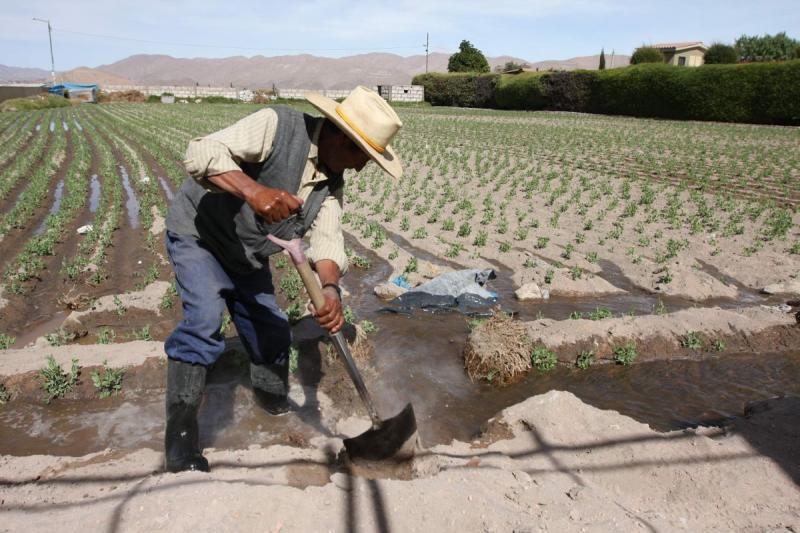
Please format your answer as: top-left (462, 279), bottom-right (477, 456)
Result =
top-left (52, 26), bottom-right (424, 53)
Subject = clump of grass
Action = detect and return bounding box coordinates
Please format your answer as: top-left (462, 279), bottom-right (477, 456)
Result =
top-left (613, 342), bottom-right (637, 366)
top-left (531, 346), bottom-right (557, 372)
top-left (576, 350), bottom-right (594, 370)
top-left (39, 356), bottom-right (80, 404)
top-left (464, 310), bottom-right (531, 385)
top-left (712, 338), bottom-right (726, 352)
top-left (91, 361), bottom-right (124, 398)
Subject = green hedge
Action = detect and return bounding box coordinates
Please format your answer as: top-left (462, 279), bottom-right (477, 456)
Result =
top-left (494, 72), bottom-right (546, 109)
top-left (415, 61), bottom-right (800, 125)
top-left (411, 72), bottom-right (499, 108)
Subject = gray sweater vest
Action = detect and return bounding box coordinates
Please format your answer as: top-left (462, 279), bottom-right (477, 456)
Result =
top-left (165, 106), bottom-right (343, 274)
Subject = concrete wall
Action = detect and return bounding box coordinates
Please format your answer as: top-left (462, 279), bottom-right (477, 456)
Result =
top-left (103, 85), bottom-right (254, 101)
top-left (102, 84), bottom-right (424, 103)
top-left (665, 48), bottom-right (705, 67)
top-left (0, 84), bottom-right (46, 103)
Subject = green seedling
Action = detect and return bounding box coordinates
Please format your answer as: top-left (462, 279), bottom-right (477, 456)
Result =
top-left (404, 256), bottom-right (418, 274)
top-left (359, 320), bottom-right (378, 334)
top-left (576, 350), bottom-right (594, 369)
top-left (587, 307), bottom-right (613, 320)
top-left (39, 355), bottom-right (80, 404)
top-left (0, 333), bottom-right (16, 350)
top-left (681, 331), bottom-right (703, 350)
top-left (45, 328), bottom-right (76, 347)
top-left (613, 342), bottom-right (637, 366)
top-left (343, 306), bottom-right (358, 324)
top-left (91, 361), bottom-right (124, 398)
top-left (96, 327), bottom-right (116, 344)
top-left (288, 346), bottom-right (299, 373)
top-left (531, 346), bottom-right (557, 372)
top-left (712, 339), bottom-right (726, 352)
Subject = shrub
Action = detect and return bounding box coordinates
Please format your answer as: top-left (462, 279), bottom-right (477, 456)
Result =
top-left (704, 43), bottom-right (738, 64)
top-left (541, 71), bottom-right (595, 111)
top-left (630, 46), bottom-right (665, 64)
top-left (412, 72), bottom-right (499, 107)
top-left (495, 72), bottom-right (547, 110)
top-left (0, 94), bottom-right (72, 112)
top-left (531, 346), bottom-right (557, 372)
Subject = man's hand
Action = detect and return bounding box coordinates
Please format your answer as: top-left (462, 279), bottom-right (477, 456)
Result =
top-left (309, 286), bottom-right (344, 333)
top-left (246, 185), bottom-right (304, 224)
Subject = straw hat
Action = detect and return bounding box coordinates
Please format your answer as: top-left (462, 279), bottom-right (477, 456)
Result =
top-left (306, 86), bottom-right (403, 178)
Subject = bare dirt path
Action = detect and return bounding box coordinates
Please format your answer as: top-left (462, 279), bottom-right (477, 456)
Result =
top-left (0, 390), bottom-right (796, 532)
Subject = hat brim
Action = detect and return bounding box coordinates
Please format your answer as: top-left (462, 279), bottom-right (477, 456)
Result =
top-left (305, 92), bottom-right (403, 179)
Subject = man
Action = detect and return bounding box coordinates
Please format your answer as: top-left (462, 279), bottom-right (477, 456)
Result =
top-left (162, 86), bottom-right (403, 473)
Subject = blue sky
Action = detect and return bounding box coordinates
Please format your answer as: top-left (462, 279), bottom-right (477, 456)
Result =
top-left (3, 0), bottom-right (799, 70)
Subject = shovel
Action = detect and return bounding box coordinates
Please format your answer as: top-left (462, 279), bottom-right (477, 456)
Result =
top-left (267, 234), bottom-right (419, 461)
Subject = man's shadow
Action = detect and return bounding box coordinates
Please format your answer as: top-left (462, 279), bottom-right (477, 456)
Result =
top-left (198, 317), bottom-right (358, 447)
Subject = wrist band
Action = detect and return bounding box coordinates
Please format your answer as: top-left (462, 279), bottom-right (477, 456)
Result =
top-left (322, 283), bottom-right (342, 299)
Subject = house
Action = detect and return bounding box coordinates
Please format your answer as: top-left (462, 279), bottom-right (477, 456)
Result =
top-left (652, 42), bottom-right (707, 67)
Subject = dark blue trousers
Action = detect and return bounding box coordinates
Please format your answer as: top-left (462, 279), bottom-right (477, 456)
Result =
top-left (164, 230), bottom-right (291, 367)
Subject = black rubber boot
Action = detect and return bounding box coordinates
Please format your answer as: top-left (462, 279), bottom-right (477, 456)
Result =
top-left (165, 358), bottom-right (209, 473)
top-left (250, 362), bottom-right (290, 416)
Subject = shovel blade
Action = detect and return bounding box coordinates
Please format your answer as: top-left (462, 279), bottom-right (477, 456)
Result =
top-left (344, 404), bottom-right (418, 462)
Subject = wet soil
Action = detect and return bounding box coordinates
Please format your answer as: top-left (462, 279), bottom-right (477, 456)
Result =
top-left (2, 233), bottom-right (799, 459)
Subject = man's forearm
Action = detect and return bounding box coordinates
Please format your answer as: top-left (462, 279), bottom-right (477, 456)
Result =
top-left (315, 259), bottom-right (341, 287)
top-left (207, 170), bottom-right (262, 201)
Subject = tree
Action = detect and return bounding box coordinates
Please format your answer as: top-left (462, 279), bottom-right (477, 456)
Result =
top-left (704, 43), bottom-right (738, 64)
top-left (599, 48), bottom-right (606, 70)
top-left (448, 40), bottom-right (490, 73)
top-left (735, 32), bottom-right (799, 62)
top-left (630, 46), bottom-right (664, 65)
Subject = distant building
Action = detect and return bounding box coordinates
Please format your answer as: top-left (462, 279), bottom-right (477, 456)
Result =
top-left (48, 83), bottom-right (98, 102)
top-left (652, 42), bottom-right (707, 67)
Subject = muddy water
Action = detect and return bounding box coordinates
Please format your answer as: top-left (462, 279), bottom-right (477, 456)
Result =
top-left (33, 179), bottom-right (64, 236)
top-left (88, 174), bottom-right (100, 212)
top-left (119, 165), bottom-right (140, 228)
top-left (1, 234), bottom-right (799, 457)
top-left (158, 176), bottom-right (174, 200)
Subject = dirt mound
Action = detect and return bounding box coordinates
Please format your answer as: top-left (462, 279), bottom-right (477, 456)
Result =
top-left (464, 311), bottom-right (531, 384)
top-left (465, 305), bottom-right (799, 379)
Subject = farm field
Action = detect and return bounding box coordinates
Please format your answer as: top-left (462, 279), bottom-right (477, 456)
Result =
top-left (0, 102), bottom-right (799, 531)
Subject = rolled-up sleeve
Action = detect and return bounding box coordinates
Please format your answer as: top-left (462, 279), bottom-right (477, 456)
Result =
top-left (183, 108), bottom-right (278, 190)
top-left (306, 188), bottom-right (348, 275)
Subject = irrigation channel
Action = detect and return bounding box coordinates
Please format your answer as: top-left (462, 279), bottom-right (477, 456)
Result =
top-left (1, 234), bottom-right (798, 457)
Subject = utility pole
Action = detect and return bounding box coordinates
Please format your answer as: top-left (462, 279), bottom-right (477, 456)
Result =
top-left (424, 32), bottom-right (429, 73)
top-left (32, 18), bottom-right (56, 85)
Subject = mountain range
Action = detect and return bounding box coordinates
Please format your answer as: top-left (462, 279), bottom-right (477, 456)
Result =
top-left (0, 52), bottom-right (629, 88)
